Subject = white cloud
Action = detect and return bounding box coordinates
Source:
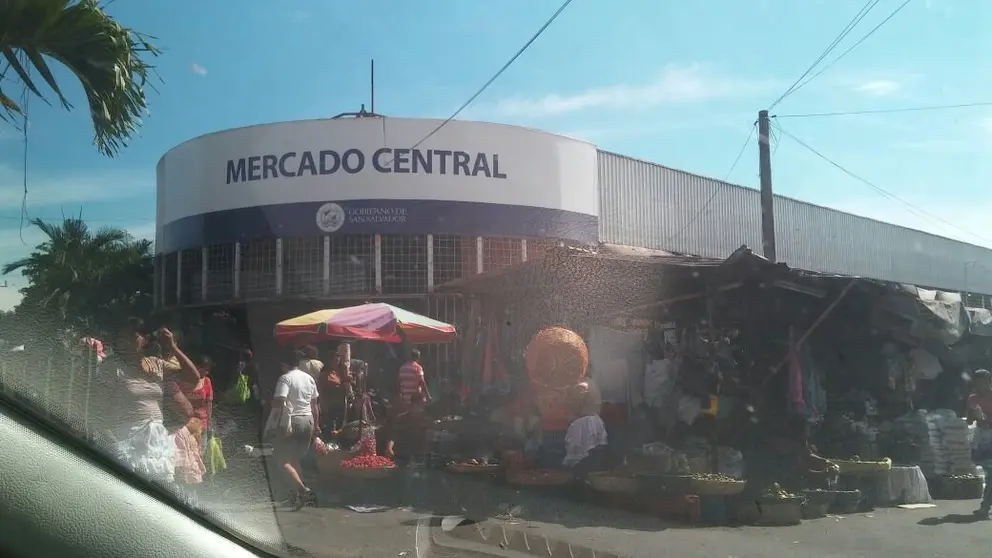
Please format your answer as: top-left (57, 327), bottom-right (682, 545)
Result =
top-left (0, 164), bottom-right (154, 210)
top-left (483, 64), bottom-right (774, 118)
top-left (854, 79), bottom-right (903, 96)
top-left (191, 63), bottom-right (208, 77)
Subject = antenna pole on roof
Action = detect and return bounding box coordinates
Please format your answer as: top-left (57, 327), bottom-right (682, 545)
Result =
top-left (370, 59), bottom-right (375, 114)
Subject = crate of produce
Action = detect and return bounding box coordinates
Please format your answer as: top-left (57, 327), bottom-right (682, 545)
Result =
top-left (586, 472), bottom-right (640, 495)
top-left (506, 469), bottom-right (573, 486)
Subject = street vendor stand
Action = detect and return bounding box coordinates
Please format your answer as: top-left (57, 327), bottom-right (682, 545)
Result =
top-left (274, 303), bottom-right (457, 480)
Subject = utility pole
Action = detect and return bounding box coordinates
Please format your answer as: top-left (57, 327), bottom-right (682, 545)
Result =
top-left (758, 109), bottom-right (776, 263)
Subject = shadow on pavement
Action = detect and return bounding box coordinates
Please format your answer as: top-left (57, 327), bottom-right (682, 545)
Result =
top-left (311, 468), bottom-right (685, 532)
top-left (918, 513), bottom-right (987, 526)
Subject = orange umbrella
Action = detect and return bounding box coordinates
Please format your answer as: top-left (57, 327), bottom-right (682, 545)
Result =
top-left (273, 302), bottom-right (456, 345)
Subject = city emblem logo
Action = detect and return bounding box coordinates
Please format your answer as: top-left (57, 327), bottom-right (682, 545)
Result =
top-left (315, 202), bottom-right (346, 233)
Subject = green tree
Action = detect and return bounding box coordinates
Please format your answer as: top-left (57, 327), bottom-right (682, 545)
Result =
top-left (0, 0), bottom-right (160, 156)
top-left (3, 217), bottom-right (154, 334)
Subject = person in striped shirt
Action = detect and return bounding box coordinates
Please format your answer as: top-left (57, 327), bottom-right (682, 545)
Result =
top-left (398, 349), bottom-right (431, 405)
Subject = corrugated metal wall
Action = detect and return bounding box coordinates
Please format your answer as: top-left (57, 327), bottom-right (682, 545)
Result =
top-left (597, 151), bottom-right (992, 295)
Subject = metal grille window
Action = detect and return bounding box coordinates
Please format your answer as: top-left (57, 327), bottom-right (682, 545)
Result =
top-left (240, 239), bottom-right (277, 299)
top-left (163, 253), bottom-right (178, 307)
top-left (483, 238), bottom-right (521, 273)
top-left (433, 234), bottom-right (464, 287)
top-left (179, 249), bottom-right (203, 304)
top-left (381, 234), bottom-right (428, 295)
top-left (205, 244), bottom-right (235, 302)
top-left (423, 295), bottom-right (464, 380)
top-left (283, 236), bottom-right (322, 296)
top-left (329, 235), bottom-right (375, 295)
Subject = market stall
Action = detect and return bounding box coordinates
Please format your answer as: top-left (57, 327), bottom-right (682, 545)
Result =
top-left (274, 302), bottom-right (457, 481)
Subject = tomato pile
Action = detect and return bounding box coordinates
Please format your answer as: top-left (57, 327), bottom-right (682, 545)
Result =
top-left (341, 454), bottom-right (395, 469)
top-left (355, 437), bottom-right (377, 456)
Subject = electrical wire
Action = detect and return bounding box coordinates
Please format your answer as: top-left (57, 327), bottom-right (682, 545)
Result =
top-left (788, 0), bottom-right (913, 98)
top-left (662, 121), bottom-right (757, 245)
top-left (772, 121), bottom-right (991, 244)
top-left (768, 0), bottom-right (880, 111)
top-left (394, 0), bottom-right (577, 157)
top-left (774, 101), bottom-right (992, 119)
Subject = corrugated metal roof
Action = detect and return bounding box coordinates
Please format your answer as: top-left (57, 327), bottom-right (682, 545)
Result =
top-left (597, 150), bottom-right (992, 295)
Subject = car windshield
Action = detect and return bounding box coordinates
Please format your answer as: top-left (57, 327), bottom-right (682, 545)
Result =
top-left (1, 1), bottom-right (991, 557)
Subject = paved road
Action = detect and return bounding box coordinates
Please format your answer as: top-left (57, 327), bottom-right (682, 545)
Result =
top-left (203, 471), bottom-right (990, 558)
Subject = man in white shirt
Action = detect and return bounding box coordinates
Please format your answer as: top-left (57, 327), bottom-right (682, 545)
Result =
top-left (269, 350), bottom-right (320, 509)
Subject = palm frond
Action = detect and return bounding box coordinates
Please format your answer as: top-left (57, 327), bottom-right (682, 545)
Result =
top-left (0, 0), bottom-right (161, 157)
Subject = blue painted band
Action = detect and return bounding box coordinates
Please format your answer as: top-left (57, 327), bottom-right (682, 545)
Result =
top-left (157, 199), bottom-right (598, 253)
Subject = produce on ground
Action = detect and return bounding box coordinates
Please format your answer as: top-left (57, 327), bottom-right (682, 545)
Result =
top-left (689, 473), bottom-right (742, 482)
top-left (341, 454), bottom-right (396, 469)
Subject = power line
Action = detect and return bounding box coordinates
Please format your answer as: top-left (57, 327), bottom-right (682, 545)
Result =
top-left (663, 122), bottom-right (757, 244)
top-left (772, 122), bottom-right (991, 243)
top-left (397, 0), bottom-right (577, 155)
top-left (724, 121), bottom-right (757, 181)
top-left (775, 101), bottom-right (992, 119)
top-left (789, 0), bottom-right (913, 97)
top-left (768, 0), bottom-right (880, 111)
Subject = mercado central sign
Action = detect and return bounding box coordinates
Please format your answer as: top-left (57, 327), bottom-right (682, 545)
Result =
top-left (225, 147), bottom-right (508, 184)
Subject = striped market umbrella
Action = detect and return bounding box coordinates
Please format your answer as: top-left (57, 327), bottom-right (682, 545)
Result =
top-left (273, 302), bottom-right (457, 345)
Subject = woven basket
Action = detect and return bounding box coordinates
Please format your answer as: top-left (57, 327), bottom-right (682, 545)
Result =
top-left (688, 478), bottom-right (747, 496)
top-left (832, 459), bottom-right (892, 475)
top-left (754, 498), bottom-right (803, 526)
top-left (587, 473), bottom-right (640, 494)
top-left (507, 469), bottom-right (573, 486)
top-left (338, 465), bottom-right (397, 480)
top-left (932, 475), bottom-right (985, 500)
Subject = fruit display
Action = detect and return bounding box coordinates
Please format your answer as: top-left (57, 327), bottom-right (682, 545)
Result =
top-left (686, 473), bottom-right (746, 495)
top-left (759, 483), bottom-right (799, 501)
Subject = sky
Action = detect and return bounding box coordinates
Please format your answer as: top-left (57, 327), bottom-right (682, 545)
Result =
top-left (0, 0), bottom-right (990, 310)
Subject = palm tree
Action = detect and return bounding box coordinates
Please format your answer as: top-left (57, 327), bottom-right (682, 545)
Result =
top-left (0, 0), bottom-right (160, 156)
top-left (3, 217), bottom-right (154, 332)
